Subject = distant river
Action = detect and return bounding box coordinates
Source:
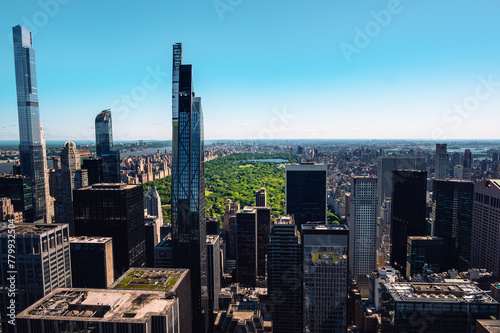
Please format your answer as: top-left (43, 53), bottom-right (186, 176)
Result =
top-left (121, 147), bottom-right (171, 158)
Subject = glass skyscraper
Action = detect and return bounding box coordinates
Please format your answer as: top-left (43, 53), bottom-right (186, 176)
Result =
top-left (95, 109), bottom-right (120, 183)
top-left (171, 45), bottom-right (208, 333)
top-left (13, 25), bottom-right (47, 222)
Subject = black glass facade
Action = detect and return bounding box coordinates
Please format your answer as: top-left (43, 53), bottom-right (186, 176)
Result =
top-left (171, 59), bottom-right (208, 332)
top-left (432, 180), bottom-right (473, 272)
top-left (390, 170), bottom-right (427, 276)
top-left (0, 175), bottom-right (33, 222)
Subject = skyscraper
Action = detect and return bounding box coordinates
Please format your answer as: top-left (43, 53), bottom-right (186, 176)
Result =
top-left (302, 224), bottom-right (349, 332)
top-left (171, 44), bottom-right (208, 332)
top-left (406, 236), bottom-right (445, 277)
top-left (349, 176), bottom-right (378, 279)
top-left (144, 186), bottom-right (163, 224)
top-left (470, 179), bottom-right (500, 277)
top-left (55, 141), bottom-right (88, 234)
top-left (0, 224), bottom-right (72, 333)
top-left (95, 110), bottom-right (121, 183)
top-left (376, 157), bottom-right (426, 215)
top-left (73, 184), bottom-right (146, 277)
top-left (390, 170), bottom-right (427, 276)
top-left (285, 163), bottom-right (327, 227)
top-left (464, 149), bottom-right (472, 180)
top-left (0, 175), bottom-right (33, 222)
top-left (268, 216), bottom-right (303, 333)
top-left (435, 143), bottom-right (449, 180)
top-left (235, 207), bottom-right (258, 287)
top-left (206, 235), bottom-right (221, 319)
top-left (255, 187), bottom-right (267, 207)
top-left (431, 179), bottom-right (473, 271)
top-left (12, 25), bottom-right (47, 222)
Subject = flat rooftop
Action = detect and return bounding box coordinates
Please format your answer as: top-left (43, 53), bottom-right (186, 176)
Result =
top-left (69, 236), bottom-right (112, 244)
top-left (18, 288), bottom-right (175, 323)
top-left (77, 183), bottom-right (137, 191)
top-left (285, 163), bottom-right (327, 171)
top-left (110, 268), bottom-right (188, 292)
top-left (301, 224), bottom-right (349, 231)
top-left (0, 223), bottom-right (64, 236)
top-left (384, 283), bottom-right (499, 304)
top-left (207, 235), bottom-right (219, 245)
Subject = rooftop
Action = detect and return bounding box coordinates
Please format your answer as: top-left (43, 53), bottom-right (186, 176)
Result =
top-left (384, 283), bottom-right (499, 304)
top-left (301, 224), bottom-right (349, 231)
top-left (110, 268), bottom-right (188, 292)
top-left (69, 236), bottom-right (112, 244)
top-left (18, 288), bottom-right (175, 323)
top-left (77, 183), bottom-right (137, 191)
top-left (0, 223), bottom-right (65, 236)
top-left (207, 235), bottom-right (219, 245)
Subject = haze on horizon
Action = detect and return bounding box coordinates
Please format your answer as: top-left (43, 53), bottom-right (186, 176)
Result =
top-left (1, 0), bottom-right (500, 142)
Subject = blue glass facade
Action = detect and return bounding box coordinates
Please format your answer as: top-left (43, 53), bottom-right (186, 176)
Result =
top-left (171, 59), bottom-right (208, 332)
top-left (95, 110), bottom-right (121, 183)
top-left (13, 25), bottom-right (46, 222)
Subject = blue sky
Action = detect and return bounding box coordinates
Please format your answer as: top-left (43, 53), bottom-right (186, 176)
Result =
top-left (1, 0), bottom-right (500, 141)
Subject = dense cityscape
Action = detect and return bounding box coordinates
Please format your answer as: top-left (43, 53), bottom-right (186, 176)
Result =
top-left (2, 5), bottom-right (500, 333)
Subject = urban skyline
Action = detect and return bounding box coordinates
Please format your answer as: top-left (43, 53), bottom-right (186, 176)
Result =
top-left (2, 1), bottom-right (500, 141)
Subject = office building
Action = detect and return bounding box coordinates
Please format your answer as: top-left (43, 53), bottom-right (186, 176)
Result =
top-left (55, 141), bottom-right (88, 235)
top-left (82, 157), bottom-right (102, 185)
top-left (464, 149), bottom-right (472, 180)
top-left (0, 197), bottom-right (22, 222)
top-left (206, 217), bottom-right (220, 235)
top-left (390, 170), bottom-right (427, 276)
top-left (12, 25), bottom-right (47, 222)
top-left (235, 206), bottom-right (271, 287)
top-left (73, 183), bottom-right (145, 277)
top-left (285, 163), bottom-right (327, 227)
top-left (69, 236), bottom-right (114, 288)
top-left (267, 216), bottom-right (302, 333)
top-left (16, 288), bottom-right (182, 333)
top-left (302, 224), bottom-right (349, 333)
top-left (154, 239), bottom-right (174, 268)
top-left (381, 282), bottom-right (499, 333)
top-left (109, 267), bottom-right (192, 333)
top-left (376, 157), bottom-right (426, 215)
top-left (144, 186), bottom-right (163, 224)
top-left (477, 320), bottom-right (500, 333)
top-left (255, 187), bottom-right (266, 207)
top-left (144, 214), bottom-right (161, 267)
top-left (0, 175), bottom-right (33, 222)
top-left (0, 224), bottom-right (71, 333)
top-left (406, 236), bottom-right (445, 277)
top-left (349, 176), bottom-right (378, 279)
top-left (207, 235), bottom-right (221, 317)
top-left (214, 302), bottom-right (273, 332)
top-left (95, 110), bottom-right (121, 183)
top-left (171, 44), bottom-right (208, 332)
top-left (432, 179), bottom-right (473, 271)
top-left (435, 143), bottom-right (449, 180)
top-left (471, 179), bottom-right (500, 277)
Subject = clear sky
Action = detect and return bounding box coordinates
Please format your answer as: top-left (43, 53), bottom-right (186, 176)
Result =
top-left (1, 0), bottom-right (500, 141)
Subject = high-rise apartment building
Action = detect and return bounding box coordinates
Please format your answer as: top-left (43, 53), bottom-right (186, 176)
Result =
top-left (390, 170), bottom-right (427, 276)
top-left (69, 236), bottom-right (114, 288)
top-left (285, 163), bottom-right (327, 227)
top-left (268, 216), bottom-right (302, 333)
top-left (349, 176), bottom-right (378, 279)
top-left (432, 179), bottom-right (473, 271)
top-left (73, 184), bottom-right (145, 277)
top-left (0, 224), bottom-right (72, 332)
top-left (435, 143), bottom-right (449, 180)
top-left (171, 43), bottom-right (208, 332)
top-left (255, 187), bottom-right (267, 207)
top-left (12, 25), bottom-right (47, 222)
top-left (55, 141), bottom-right (88, 235)
top-left (302, 224), bottom-right (349, 333)
top-left (471, 179), bottom-right (500, 277)
top-left (0, 175), bottom-right (33, 222)
top-left (376, 157), bottom-right (426, 214)
top-left (95, 110), bottom-right (121, 183)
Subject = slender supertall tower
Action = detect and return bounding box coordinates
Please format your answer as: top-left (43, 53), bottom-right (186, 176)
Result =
top-left (13, 25), bottom-right (47, 222)
top-left (171, 45), bottom-right (209, 333)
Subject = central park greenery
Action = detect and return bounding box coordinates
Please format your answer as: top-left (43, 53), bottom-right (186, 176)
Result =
top-left (144, 153), bottom-right (339, 224)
